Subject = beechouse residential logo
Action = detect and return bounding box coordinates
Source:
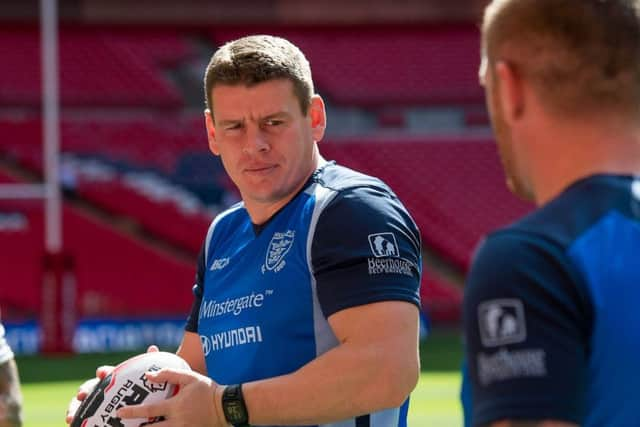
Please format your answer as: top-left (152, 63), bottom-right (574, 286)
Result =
top-left (366, 232), bottom-right (414, 277)
top-left (368, 232), bottom-right (400, 258)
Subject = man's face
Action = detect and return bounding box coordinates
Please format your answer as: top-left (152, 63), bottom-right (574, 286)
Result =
top-left (480, 56), bottom-right (532, 200)
top-left (206, 79), bottom-right (324, 210)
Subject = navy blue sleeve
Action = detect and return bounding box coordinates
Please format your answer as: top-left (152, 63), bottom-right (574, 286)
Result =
top-left (463, 231), bottom-right (592, 426)
top-left (312, 186), bottom-right (421, 318)
top-left (185, 244), bottom-right (206, 332)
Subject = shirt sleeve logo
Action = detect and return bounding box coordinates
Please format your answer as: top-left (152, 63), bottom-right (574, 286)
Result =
top-left (368, 232), bottom-right (400, 258)
top-left (478, 299), bottom-right (527, 347)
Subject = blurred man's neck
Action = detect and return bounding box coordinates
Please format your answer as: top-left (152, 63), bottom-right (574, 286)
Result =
top-left (531, 115), bottom-right (640, 205)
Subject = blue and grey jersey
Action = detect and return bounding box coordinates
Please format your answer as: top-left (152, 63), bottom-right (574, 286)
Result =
top-left (186, 162), bottom-right (422, 427)
top-left (462, 174), bottom-right (640, 427)
top-left (0, 322), bottom-right (14, 365)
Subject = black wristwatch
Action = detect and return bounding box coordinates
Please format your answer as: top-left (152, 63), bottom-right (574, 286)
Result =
top-left (221, 384), bottom-right (250, 427)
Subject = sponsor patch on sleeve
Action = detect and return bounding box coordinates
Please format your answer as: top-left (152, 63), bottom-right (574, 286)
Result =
top-left (478, 298), bottom-right (527, 347)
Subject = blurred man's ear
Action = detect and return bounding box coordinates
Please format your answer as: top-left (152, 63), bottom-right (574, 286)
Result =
top-left (309, 95), bottom-right (327, 142)
top-left (204, 109), bottom-right (220, 156)
top-left (495, 61), bottom-right (525, 124)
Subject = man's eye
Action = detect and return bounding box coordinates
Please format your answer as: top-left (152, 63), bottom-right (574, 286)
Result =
top-left (225, 124), bottom-right (241, 131)
top-left (265, 119), bottom-right (283, 127)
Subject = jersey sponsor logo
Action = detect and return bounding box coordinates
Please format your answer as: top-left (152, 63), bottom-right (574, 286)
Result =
top-left (200, 325), bottom-right (263, 356)
top-left (210, 257), bottom-right (230, 271)
top-left (477, 348), bottom-right (547, 386)
top-left (199, 291), bottom-right (269, 320)
top-left (262, 230), bottom-right (295, 273)
top-left (368, 232), bottom-right (400, 258)
top-left (478, 299), bottom-right (527, 347)
top-left (367, 258), bottom-right (414, 276)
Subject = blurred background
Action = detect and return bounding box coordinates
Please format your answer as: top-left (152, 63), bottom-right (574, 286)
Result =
top-left (0, 0), bottom-right (533, 425)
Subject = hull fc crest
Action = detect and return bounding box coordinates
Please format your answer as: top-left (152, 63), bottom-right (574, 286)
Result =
top-left (262, 230), bottom-right (295, 273)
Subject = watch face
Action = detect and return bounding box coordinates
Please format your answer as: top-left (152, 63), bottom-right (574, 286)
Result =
top-left (226, 401), bottom-right (245, 422)
top-left (223, 385), bottom-right (249, 426)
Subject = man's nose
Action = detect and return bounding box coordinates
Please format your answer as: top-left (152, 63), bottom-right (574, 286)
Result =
top-left (243, 127), bottom-right (270, 154)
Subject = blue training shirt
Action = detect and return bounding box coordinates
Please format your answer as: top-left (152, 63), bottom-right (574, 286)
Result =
top-left (462, 174), bottom-right (640, 426)
top-left (186, 161), bottom-right (422, 427)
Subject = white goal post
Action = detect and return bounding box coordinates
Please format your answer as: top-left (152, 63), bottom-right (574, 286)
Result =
top-left (0, 0), bottom-right (74, 354)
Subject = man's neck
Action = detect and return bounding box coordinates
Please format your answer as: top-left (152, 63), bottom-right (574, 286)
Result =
top-left (246, 156), bottom-right (326, 225)
top-left (531, 119), bottom-right (640, 205)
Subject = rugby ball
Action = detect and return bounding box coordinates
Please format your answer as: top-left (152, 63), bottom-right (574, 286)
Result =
top-left (71, 351), bottom-right (191, 427)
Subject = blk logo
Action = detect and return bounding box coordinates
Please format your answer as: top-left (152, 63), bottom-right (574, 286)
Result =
top-left (368, 232), bottom-right (400, 258)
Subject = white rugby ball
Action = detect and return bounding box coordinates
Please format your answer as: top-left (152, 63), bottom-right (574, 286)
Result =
top-left (71, 351), bottom-right (191, 427)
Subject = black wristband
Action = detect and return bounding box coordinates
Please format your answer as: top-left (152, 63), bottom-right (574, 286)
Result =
top-left (221, 384), bottom-right (250, 427)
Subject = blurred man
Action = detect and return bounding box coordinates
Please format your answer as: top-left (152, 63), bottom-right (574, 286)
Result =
top-left (0, 320), bottom-right (22, 427)
top-left (462, 1), bottom-right (640, 426)
top-left (69, 35), bottom-right (422, 427)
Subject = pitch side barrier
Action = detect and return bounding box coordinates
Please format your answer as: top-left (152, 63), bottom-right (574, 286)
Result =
top-left (3, 317), bottom-right (185, 355)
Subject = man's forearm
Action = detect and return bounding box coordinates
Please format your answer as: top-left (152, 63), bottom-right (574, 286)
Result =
top-left (243, 341), bottom-right (415, 425)
top-left (242, 302), bottom-right (420, 426)
top-left (0, 360), bottom-right (22, 427)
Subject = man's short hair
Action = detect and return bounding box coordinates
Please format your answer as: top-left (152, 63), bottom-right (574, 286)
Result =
top-left (482, 0), bottom-right (640, 118)
top-left (203, 35), bottom-right (314, 117)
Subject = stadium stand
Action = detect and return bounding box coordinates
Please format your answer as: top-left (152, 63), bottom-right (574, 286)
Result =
top-left (213, 26), bottom-right (484, 106)
top-left (0, 117), bottom-right (226, 254)
top-left (0, 172), bottom-right (42, 320)
top-left (0, 22), bottom-right (514, 329)
top-left (420, 270), bottom-right (463, 324)
top-left (0, 113), bottom-right (531, 271)
top-left (0, 28), bottom-right (190, 107)
top-left (0, 169), bottom-right (194, 320)
top-left (321, 139), bottom-right (534, 269)
top-left (76, 177), bottom-right (211, 255)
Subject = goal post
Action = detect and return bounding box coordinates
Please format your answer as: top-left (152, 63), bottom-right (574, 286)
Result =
top-left (0, 0), bottom-right (74, 354)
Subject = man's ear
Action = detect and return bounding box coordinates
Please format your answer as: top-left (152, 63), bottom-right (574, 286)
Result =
top-left (204, 109), bottom-right (220, 156)
top-left (309, 95), bottom-right (327, 142)
top-left (494, 61), bottom-right (525, 123)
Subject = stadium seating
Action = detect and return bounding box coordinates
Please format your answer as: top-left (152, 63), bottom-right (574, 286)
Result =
top-left (0, 117), bottom-right (229, 254)
top-left (0, 171), bottom-right (194, 320)
top-left (213, 26), bottom-right (484, 106)
top-left (0, 28), bottom-right (191, 107)
top-left (321, 138), bottom-right (534, 269)
top-left (76, 177), bottom-right (212, 255)
top-left (0, 114), bottom-right (531, 269)
top-left (421, 271), bottom-right (463, 324)
top-left (0, 24), bottom-right (514, 329)
top-left (0, 172), bottom-right (43, 319)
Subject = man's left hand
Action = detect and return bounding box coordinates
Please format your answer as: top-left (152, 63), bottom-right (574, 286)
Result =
top-left (117, 368), bottom-right (227, 427)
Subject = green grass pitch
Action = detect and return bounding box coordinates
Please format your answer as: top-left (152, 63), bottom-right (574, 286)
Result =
top-left (18, 329), bottom-right (464, 426)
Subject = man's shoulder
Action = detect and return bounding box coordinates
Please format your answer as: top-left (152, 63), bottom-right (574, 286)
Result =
top-left (498, 174), bottom-right (637, 249)
top-left (203, 202), bottom-right (249, 252)
top-left (210, 202), bottom-right (247, 227)
top-left (310, 162), bottom-right (416, 224)
top-left (313, 162), bottom-right (394, 196)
